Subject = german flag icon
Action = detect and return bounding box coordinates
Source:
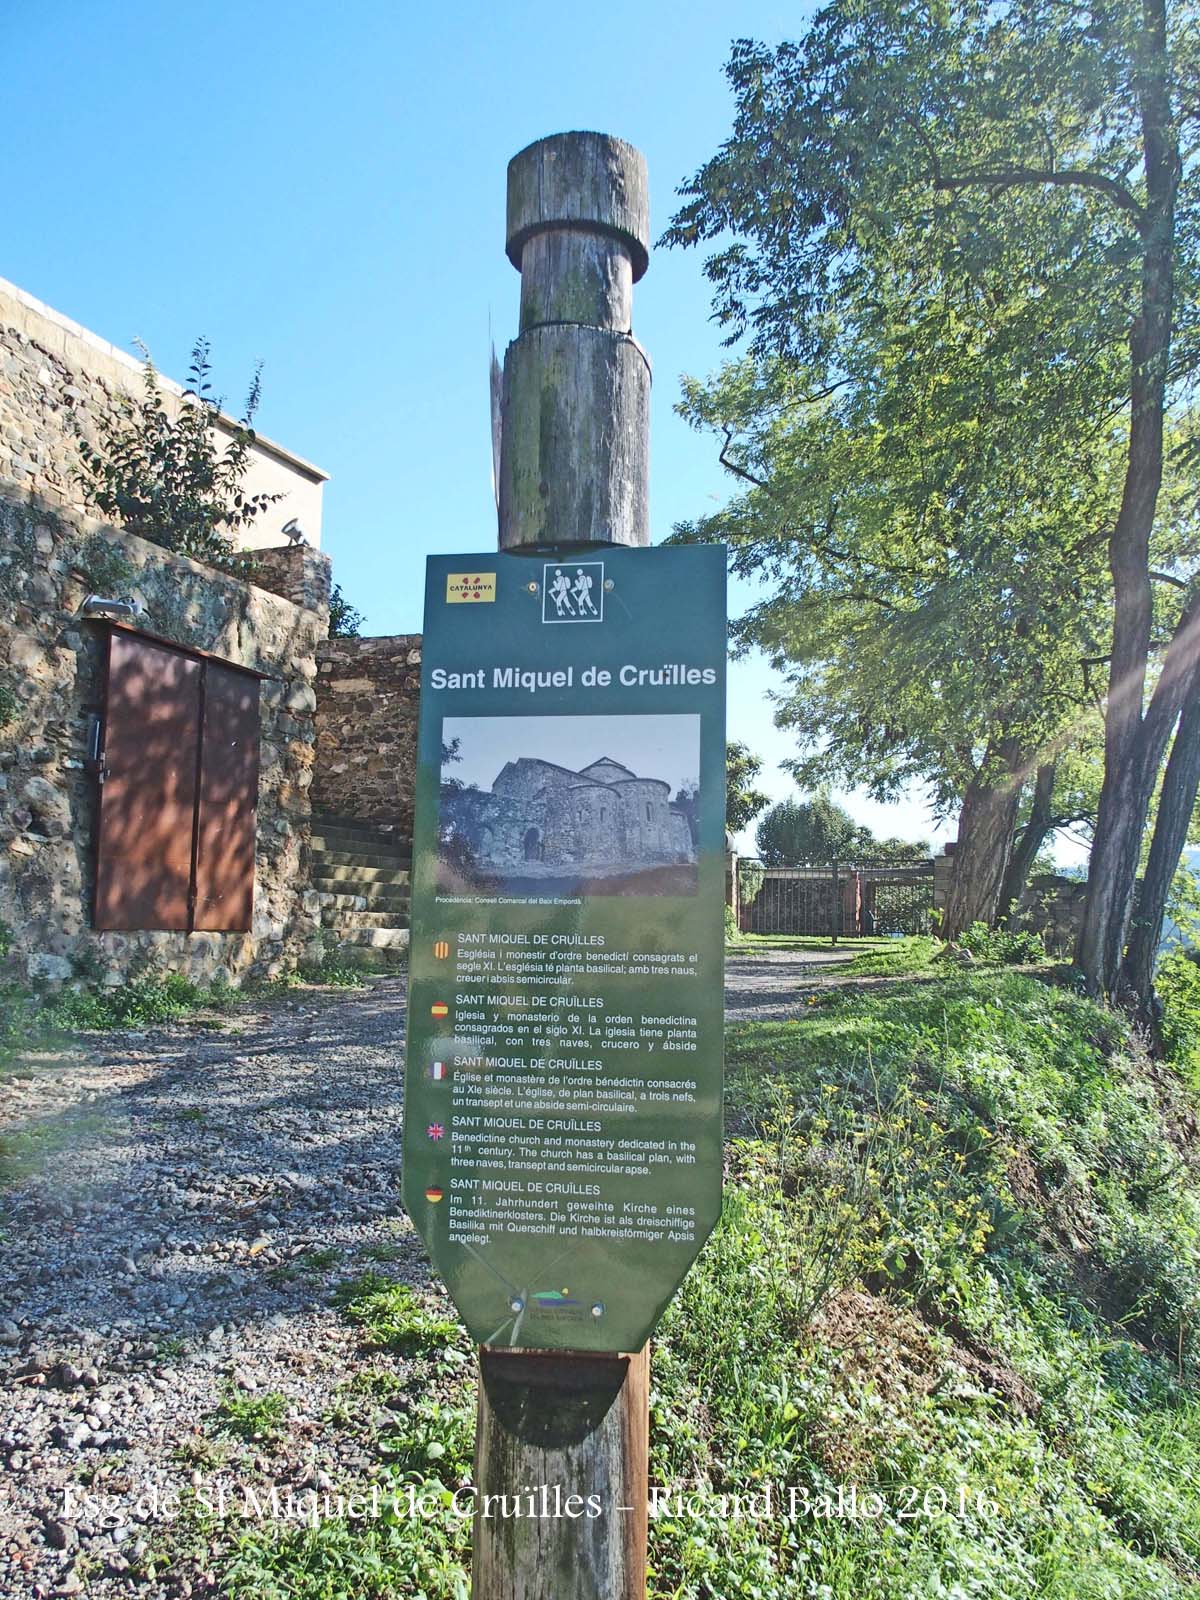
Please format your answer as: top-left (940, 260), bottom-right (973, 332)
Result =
top-left (431, 1002), bottom-right (449, 1019)
top-left (433, 940), bottom-right (450, 960)
top-left (424, 1186), bottom-right (444, 1203)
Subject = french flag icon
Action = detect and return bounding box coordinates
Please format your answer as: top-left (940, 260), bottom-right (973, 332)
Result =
top-left (428, 1060), bottom-right (447, 1081)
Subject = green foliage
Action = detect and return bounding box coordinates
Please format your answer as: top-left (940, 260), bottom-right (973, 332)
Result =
top-left (1158, 949), bottom-right (1200, 1089)
top-left (843, 936), bottom-right (940, 977)
top-left (75, 338), bottom-right (280, 566)
top-left (736, 857), bottom-right (764, 907)
top-left (46, 972), bottom-right (235, 1029)
top-left (724, 902), bottom-right (741, 944)
top-left (332, 1273), bottom-right (460, 1356)
top-left (647, 971), bottom-right (1200, 1596)
top-left (726, 740), bottom-right (771, 835)
top-left (328, 581), bottom-right (364, 638)
top-left (0, 678), bottom-right (16, 729)
top-left (210, 1388), bottom-right (289, 1445)
top-left (957, 922), bottom-right (1046, 966)
top-left (756, 792), bottom-right (926, 864)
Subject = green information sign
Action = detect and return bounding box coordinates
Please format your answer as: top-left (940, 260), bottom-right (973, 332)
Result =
top-left (402, 544), bottom-right (726, 1352)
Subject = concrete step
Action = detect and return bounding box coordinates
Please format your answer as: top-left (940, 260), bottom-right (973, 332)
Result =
top-left (311, 817), bottom-right (410, 847)
top-left (315, 888), bottom-right (411, 913)
top-left (336, 925), bottom-right (410, 951)
top-left (310, 837), bottom-right (412, 865)
top-left (322, 907), bottom-right (410, 930)
top-left (310, 855), bottom-right (412, 883)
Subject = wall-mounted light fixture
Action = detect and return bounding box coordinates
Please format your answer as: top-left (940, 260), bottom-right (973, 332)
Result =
top-left (76, 594), bottom-right (145, 622)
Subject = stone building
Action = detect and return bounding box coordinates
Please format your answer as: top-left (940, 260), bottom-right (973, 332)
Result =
top-left (0, 276), bottom-right (333, 985)
top-left (443, 755), bottom-right (694, 875)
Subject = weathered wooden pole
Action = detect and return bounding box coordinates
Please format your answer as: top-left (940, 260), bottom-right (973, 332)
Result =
top-left (473, 130), bottom-right (652, 1600)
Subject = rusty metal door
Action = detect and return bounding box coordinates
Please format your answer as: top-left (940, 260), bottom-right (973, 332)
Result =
top-left (94, 631), bottom-right (260, 933)
top-left (193, 663), bottom-right (260, 931)
top-left (95, 632), bottom-right (202, 931)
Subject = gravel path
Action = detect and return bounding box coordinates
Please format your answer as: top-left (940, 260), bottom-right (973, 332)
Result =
top-left (723, 943), bottom-right (859, 1022)
top-left (0, 949), bottom-right (856, 1597)
top-left (0, 979), bottom-right (433, 1600)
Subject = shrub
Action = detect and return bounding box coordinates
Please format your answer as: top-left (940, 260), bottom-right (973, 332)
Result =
top-left (76, 339), bottom-right (279, 566)
top-left (958, 920), bottom-right (1046, 965)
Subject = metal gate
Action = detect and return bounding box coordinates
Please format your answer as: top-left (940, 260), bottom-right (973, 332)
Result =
top-left (738, 859), bottom-right (936, 938)
top-left (95, 628), bottom-right (261, 932)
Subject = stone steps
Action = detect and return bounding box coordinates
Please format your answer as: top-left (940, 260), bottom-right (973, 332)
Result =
top-left (310, 848), bottom-right (413, 875)
top-left (308, 813), bottom-right (411, 969)
top-left (310, 860), bottom-right (412, 887)
top-left (321, 908), bottom-right (409, 930)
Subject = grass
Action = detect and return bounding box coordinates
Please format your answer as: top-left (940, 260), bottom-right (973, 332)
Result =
top-left (37, 956), bottom-right (1200, 1599)
top-left (331, 1272), bottom-right (461, 1356)
top-left (209, 1388), bottom-right (290, 1445)
top-left (644, 970), bottom-right (1200, 1597)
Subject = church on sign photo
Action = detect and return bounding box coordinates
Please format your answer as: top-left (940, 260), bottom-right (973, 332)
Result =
top-left (442, 755), bottom-right (696, 876)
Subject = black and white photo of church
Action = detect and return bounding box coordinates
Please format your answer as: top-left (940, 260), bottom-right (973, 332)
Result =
top-left (437, 715), bottom-right (700, 898)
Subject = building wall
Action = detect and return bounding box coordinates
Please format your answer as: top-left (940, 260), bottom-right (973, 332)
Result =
top-left (0, 489), bottom-right (329, 985)
top-left (313, 634), bottom-right (422, 834)
top-left (0, 276), bottom-right (327, 550)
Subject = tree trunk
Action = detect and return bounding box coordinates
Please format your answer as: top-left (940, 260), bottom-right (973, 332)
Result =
top-left (940, 744), bottom-right (1025, 940)
top-left (1075, 0), bottom-right (1180, 996)
top-left (996, 761), bottom-right (1057, 927)
top-left (1122, 696), bottom-right (1200, 1018)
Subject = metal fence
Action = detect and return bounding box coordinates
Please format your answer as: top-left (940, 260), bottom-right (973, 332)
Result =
top-left (737, 859), bottom-right (936, 939)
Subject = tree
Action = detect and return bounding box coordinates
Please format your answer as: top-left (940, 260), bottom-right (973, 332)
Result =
top-left (671, 322), bottom-right (1119, 935)
top-left (76, 339), bottom-right (279, 566)
top-left (328, 582), bottom-right (364, 638)
top-left (666, 4), bottom-right (1200, 994)
top-left (725, 741), bottom-right (771, 835)
top-left (755, 792), bottom-right (924, 864)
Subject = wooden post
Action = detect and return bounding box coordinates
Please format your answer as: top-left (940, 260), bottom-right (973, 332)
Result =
top-left (473, 130), bottom-right (653, 1600)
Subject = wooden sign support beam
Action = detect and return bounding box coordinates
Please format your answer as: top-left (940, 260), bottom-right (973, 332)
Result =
top-left (473, 130), bottom-right (653, 1600)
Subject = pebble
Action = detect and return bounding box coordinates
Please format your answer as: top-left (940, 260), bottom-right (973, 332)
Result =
top-left (0, 978), bottom-right (427, 1600)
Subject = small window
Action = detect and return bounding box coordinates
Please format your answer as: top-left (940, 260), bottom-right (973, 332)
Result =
top-left (646, 803), bottom-right (652, 821)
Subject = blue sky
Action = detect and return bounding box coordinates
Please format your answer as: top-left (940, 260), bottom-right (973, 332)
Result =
top-left (3, 0), bottom-right (955, 853)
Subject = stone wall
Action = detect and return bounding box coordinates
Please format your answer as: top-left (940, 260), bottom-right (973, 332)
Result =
top-left (0, 489), bottom-right (330, 986)
top-left (313, 635), bottom-right (422, 835)
top-left (0, 275), bottom-right (336, 987)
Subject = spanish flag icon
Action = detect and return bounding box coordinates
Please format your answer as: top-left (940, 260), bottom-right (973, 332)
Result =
top-left (431, 1002), bottom-right (449, 1018)
top-left (434, 940), bottom-right (450, 960)
top-left (425, 1186), bottom-right (444, 1203)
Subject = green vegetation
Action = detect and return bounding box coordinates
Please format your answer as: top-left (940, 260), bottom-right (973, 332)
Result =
top-left (1159, 949), bottom-right (1200, 1092)
top-left (209, 1388), bottom-right (290, 1445)
top-left (644, 970), bottom-right (1200, 1596)
top-left (183, 967), bottom-right (1200, 1598)
top-left (47, 972), bottom-right (237, 1030)
top-left (332, 1273), bottom-right (461, 1356)
top-left (842, 937), bottom-right (941, 978)
top-left (667, 1), bottom-right (1200, 998)
top-left (75, 337), bottom-right (279, 566)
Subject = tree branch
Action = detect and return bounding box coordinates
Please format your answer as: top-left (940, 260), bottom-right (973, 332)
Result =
top-left (934, 168), bottom-right (1147, 234)
top-left (1149, 568), bottom-right (1190, 590)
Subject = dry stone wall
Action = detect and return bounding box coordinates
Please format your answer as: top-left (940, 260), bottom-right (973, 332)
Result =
top-left (313, 635), bottom-right (422, 835)
top-left (0, 491), bottom-right (328, 986)
top-left (0, 285), bottom-right (331, 987)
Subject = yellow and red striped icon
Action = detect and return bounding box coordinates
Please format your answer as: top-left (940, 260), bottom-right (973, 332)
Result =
top-left (433, 940), bottom-right (450, 960)
top-left (424, 1186), bottom-right (444, 1203)
top-left (431, 1001), bottom-right (449, 1019)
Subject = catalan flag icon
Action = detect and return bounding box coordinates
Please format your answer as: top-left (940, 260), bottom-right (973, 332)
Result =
top-left (424, 1186), bottom-right (444, 1203)
top-left (431, 1002), bottom-right (449, 1018)
top-left (428, 1060), bottom-right (447, 1081)
top-left (433, 940), bottom-right (450, 960)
